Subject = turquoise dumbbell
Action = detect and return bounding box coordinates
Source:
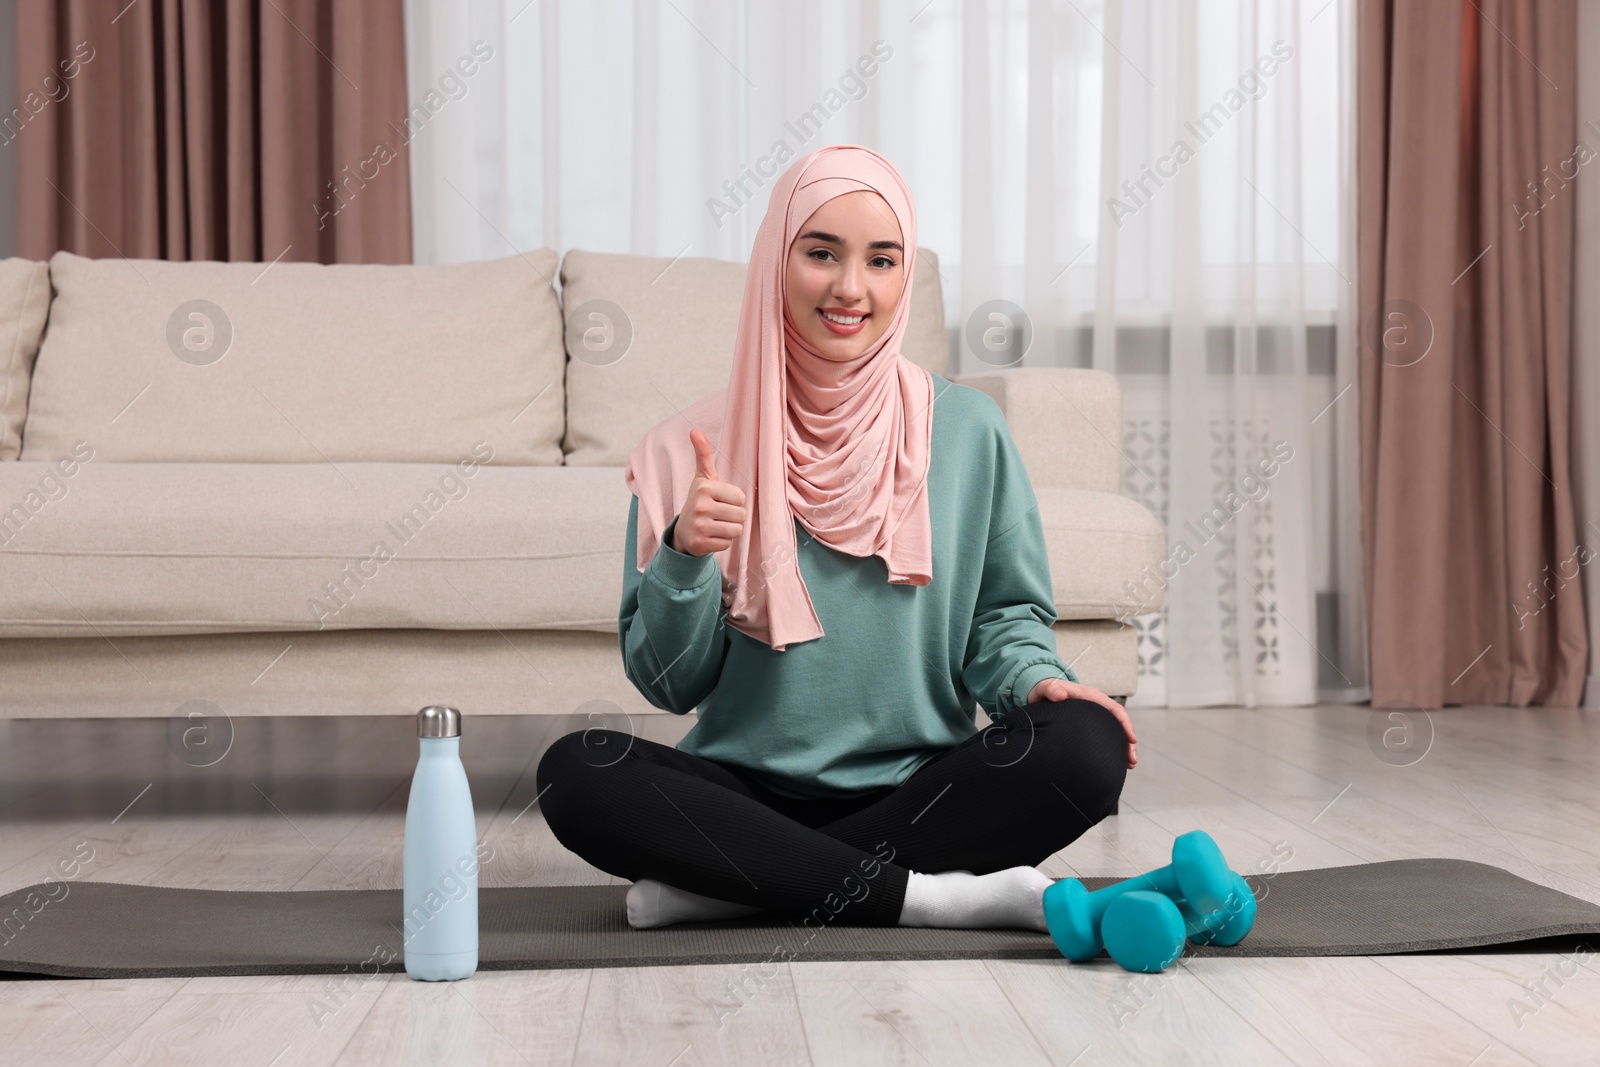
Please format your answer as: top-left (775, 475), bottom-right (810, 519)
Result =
top-left (1099, 870), bottom-right (1258, 973)
top-left (1042, 829), bottom-right (1235, 963)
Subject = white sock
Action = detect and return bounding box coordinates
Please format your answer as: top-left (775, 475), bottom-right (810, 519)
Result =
top-left (625, 878), bottom-right (767, 929)
top-left (896, 866), bottom-right (1054, 932)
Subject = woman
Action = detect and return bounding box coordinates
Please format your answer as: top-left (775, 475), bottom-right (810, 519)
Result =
top-left (536, 144), bottom-right (1136, 932)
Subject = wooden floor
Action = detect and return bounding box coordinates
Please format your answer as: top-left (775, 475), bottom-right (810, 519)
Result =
top-left (1, 703), bottom-right (1597, 1066)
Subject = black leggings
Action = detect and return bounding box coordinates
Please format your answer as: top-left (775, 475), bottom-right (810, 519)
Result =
top-left (534, 697), bottom-right (1128, 927)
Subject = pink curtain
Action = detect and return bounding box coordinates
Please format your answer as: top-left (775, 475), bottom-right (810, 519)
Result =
top-left (14, 0), bottom-right (412, 263)
top-left (1358, 0), bottom-right (1586, 707)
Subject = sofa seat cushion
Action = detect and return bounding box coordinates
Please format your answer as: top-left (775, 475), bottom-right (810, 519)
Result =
top-left (0, 460), bottom-right (636, 638)
top-left (0, 464), bottom-right (1163, 639)
top-left (19, 250), bottom-right (566, 465)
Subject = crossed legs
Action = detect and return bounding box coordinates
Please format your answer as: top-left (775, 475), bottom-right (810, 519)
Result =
top-left (534, 698), bottom-right (1128, 927)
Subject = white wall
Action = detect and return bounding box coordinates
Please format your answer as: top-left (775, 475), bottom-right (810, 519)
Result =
top-left (1575, 0), bottom-right (1600, 706)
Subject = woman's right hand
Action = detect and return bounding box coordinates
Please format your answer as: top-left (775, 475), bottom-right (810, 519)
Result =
top-left (672, 427), bottom-right (747, 557)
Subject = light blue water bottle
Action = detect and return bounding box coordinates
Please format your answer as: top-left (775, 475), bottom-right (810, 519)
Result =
top-left (403, 705), bottom-right (479, 981)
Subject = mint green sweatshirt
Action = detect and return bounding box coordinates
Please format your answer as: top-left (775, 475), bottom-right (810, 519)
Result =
top-left (618, 373), bottom-right (1080, 799)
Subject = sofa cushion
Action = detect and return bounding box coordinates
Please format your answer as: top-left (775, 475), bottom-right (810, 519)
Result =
top-left (0, 458), bottom-right (634, 638)
top-left (0, 460), bottom-right (1159, 639)
top-left (559, 245), bottom-right (949, 467)
top-left (19, 250), bottom-right (566, 465)
top-left (1038, 487), bottom-right (1168, 618)
top-left (0, 258), bottom-right (51, 461)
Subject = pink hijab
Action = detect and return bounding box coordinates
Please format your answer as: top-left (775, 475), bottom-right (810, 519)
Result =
top-left (623, 144), bottom-right (935, 651)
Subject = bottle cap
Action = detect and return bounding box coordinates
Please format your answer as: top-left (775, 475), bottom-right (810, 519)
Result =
top-left (417, 705), bottom-right (462, 738)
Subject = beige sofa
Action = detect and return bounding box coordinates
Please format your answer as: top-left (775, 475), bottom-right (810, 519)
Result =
top-left (0, 248), bottom-right (1164, 719)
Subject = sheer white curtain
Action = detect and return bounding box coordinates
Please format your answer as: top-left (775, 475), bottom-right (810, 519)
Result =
top-left (401, 0), bottom-right (1368, 709)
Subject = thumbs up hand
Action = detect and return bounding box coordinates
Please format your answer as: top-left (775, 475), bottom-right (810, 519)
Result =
top-left (671, 427), bottom-right (747, 557)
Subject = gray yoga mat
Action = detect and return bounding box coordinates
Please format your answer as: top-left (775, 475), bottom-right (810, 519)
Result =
top-left (3, 859), bottom-right (1599, 979)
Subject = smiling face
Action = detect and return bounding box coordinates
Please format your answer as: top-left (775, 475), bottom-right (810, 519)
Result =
top-left (784, 190), bottom-right (906, 364)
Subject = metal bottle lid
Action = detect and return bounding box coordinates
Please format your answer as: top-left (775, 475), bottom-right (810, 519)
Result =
top-left (417, 705), bottom-right (462, 738)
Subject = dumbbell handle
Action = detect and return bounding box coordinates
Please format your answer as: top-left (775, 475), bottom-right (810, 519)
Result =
top-left (1175, 873), bottom-right (1257, 947)
top-left (1114, 864), bottom-right (1183, 902)
top-left (1091, 853), bottom-right (1226, 915)
top-left (1178, 898), bottom-right (1226, 940)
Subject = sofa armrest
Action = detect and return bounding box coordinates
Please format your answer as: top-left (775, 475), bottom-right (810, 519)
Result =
top-left (950, 368), bottom-right (1123, 493)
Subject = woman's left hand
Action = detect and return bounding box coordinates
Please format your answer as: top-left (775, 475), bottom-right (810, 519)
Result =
top-left (1026, 677), bottom-right (1137, 769)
